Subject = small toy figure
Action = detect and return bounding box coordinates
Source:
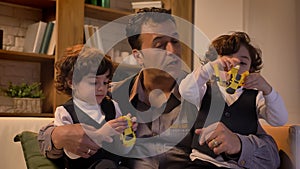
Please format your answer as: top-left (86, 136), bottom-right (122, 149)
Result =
top-left (213, 64), bottom-right (249, 94)
top-left (120, 115), bottom-right (136, 147)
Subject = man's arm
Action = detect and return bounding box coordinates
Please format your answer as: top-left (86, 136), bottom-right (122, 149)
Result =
top-left (197, 122), bottom-right (280, 169)
top-left (38, 122), bottom-right (101, 159)
top-left (237, 123), bottom-right (280, 169)
top-left (38, 122), bottom-right (63, 159)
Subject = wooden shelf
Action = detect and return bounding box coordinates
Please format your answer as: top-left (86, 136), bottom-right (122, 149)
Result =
top-left (85, 4), bottom-right (132, 22)
top-left (0, 0), bottom-right (55, 9)
top-left (0, 50), bottom-right (54, 62)
top-left (0, 113), bottom-right (54, 117)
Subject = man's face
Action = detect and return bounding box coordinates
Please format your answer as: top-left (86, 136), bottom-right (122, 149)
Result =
top-left (136, 19), bottom-right (182, 78)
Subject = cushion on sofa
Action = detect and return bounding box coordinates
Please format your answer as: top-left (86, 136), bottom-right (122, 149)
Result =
top-left (14, 131), bottom-right (64, 169)
top-left (263, 125), bottom-right (297, 169)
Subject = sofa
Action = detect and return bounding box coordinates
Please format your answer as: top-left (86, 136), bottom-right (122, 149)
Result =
top-left (0, 117), bottom-right (53, 169)
top-left (263, 124), bottom-right (300, 169)
top-left (0, 117), bottom-right (299, 169)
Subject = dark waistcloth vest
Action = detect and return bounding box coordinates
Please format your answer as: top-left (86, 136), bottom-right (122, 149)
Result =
top-left (111, 74), bottom-right (198, 169)
top-left (192, 82), bottom-right (258, 158)
top-left (62, 98), bottom-right (121, 169)
top-left (111, 75), bottom-right (197, 151)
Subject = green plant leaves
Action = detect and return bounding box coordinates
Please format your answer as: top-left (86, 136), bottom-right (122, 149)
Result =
top-left (3, 82), bottom-right (44, 98)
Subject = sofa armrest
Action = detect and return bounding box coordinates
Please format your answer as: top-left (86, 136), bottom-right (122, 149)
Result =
top-left (14, 131), bottom-right (64, 169)
top-left (263, 125), bottom-right (300, 169)
top-left (289, 125), bottom-right (300, 169)
top-left (0, 117), bottom-right (53, 169)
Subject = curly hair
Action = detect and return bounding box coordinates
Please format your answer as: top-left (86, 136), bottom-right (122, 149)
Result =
top-left (205, 31), bottom-right (263, 73)
top-left (126, 7), bottom-right (173, 50)
top-left (55, 44), bottom-right (113, 96)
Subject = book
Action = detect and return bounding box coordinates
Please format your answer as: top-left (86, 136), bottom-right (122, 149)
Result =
top-left (23, 21), bottom-right (47, 53)
top-left (46, 21), bottom-right (57, 55)
top-left (131, 1), bottom-right (162, 10)
top-left (39, 21), bottom-right (54, 54)
top-left (84, 25), bottom-right (98, 48)
top-left (85, 25), bottom-right (104, 51)
top-left (94, 26), bottom-right (104, 52)
top-left (88, 25), bottom-right (97, 48)
top-left (84, 24), bottom-right (90, 44)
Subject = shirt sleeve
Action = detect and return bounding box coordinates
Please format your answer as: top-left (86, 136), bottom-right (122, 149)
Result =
top-left (179, 62), bottom-right (214, 110)
top-left (53, 106), bottom-right (74, 126)
top-left (112, 100), bottom-right (123, 118)
top-left (53, 106), bottom-right (82, 159)
top-left (236, 123), bottom-right (280, 169)
top-left (256, 88), bottom-right (288, 126)
top-left (37, 122), bottom-right (64, 159)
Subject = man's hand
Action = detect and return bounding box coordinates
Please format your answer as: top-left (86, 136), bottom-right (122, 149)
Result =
top-left (51, 124), bottom-right (111, 158)
top-left (196, 122), bottom-right (241, 155)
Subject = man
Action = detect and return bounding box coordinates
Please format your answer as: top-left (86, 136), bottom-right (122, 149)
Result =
top-left (38, 8), bottom-right (197, 169)
top-left (39, 8), bottom-right (280, 169)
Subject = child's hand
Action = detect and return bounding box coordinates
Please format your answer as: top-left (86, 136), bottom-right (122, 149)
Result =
top-left (97, 118), bottom-right (128, 138)
top-left (243, 73), bottom-right (272, 95)
top-left (125, 113), bottom-right (138, 131)
top-left (131, 116), bottom-right (138, 131)
top-left (213, 56), bottom-right (240, 72)
top-left (107, 117), bottom-right (128, 134)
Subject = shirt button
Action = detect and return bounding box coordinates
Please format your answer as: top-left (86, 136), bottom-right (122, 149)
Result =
top-left (224, 111), bottom-right (231, 118)
top-left (240, 160), bottom-right (246, 166)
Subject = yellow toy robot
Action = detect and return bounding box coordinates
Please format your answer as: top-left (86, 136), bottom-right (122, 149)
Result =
top-left (213, 64), bottom-right (249, 94)
top-left (120, 115), bottom-right (136, 147)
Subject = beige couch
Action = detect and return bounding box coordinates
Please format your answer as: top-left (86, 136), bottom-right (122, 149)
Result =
top-left (0, 117), bottom-right (53, 169)
top-left (1, 117), bottom-right (299, 169)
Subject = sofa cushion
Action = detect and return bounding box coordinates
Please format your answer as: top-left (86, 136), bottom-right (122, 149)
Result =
top-left (289, 125), bottom-right (300, 168)
top-left (14, 131), bottom-right (64, 169)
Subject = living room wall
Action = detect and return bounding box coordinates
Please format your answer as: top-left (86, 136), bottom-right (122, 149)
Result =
top-left (194, 0), bottom-right (300, 124)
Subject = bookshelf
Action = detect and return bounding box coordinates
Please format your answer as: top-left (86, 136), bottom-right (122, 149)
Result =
top-left (0, 50), bottom-right (54, 62)
top-left (85, 4), bottom-right (132, 21)
top-left (0, 0), bottom-right (194, 117)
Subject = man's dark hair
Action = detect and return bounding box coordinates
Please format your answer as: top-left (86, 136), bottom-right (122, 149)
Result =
top-left (126, 7), bottom-right (174, 50)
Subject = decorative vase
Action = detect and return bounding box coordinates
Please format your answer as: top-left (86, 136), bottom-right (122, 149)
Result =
top-left (12, 98), bottom-right (42, 113)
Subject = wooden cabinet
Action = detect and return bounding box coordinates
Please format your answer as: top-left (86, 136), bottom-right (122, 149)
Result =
top-left (0, 0), bottom-right (194, 117)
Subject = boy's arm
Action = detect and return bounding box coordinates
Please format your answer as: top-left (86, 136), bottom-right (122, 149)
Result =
top-left (179, 62), bottom-right (215, 110)
top-left (256, 88), bottom-right (288, 126)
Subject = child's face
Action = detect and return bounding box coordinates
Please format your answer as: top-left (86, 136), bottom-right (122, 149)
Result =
top-left (231, 45), bottom-right (252, 74)
top-left (73, 71), bottom-right (110, 105)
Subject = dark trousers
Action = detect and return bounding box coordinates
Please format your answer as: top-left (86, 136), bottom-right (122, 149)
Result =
top-left (128, 147), bottom-right (190, 169)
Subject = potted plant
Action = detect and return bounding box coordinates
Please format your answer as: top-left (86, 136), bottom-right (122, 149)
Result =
top-left (1, 82), bottom-right (44, 113)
